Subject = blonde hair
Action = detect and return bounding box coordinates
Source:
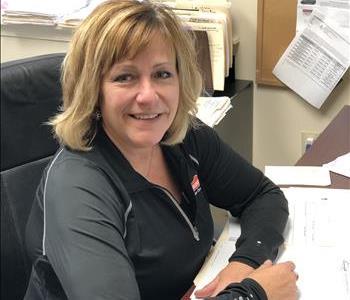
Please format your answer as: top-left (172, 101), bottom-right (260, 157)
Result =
top-left (51, 0), bottom-right (203, 151)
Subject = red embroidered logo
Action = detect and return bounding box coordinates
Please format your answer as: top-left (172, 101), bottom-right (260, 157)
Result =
top-left (191, 175), bottom-right (201, 195)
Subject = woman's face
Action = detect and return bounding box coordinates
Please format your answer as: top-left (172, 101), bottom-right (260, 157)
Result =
top-left (100, 34), bottom-right (180, 151)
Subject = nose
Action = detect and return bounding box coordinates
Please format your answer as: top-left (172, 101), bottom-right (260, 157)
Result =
top-left (136, 78), bottom-right (158, 104)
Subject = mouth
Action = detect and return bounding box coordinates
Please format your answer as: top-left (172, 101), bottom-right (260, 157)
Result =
top-left (129, 113), bottom-right (161, 120)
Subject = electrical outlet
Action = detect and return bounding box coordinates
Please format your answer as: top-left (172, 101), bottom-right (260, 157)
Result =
top-left (301, 131), bottom-right (319, 154)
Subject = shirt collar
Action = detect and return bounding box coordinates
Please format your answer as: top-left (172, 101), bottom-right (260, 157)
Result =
top-left (93, 126), bottom-right (187, 193)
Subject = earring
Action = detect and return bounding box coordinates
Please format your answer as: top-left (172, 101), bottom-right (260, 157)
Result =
top-left (95, 110), bottom-right (102, 121)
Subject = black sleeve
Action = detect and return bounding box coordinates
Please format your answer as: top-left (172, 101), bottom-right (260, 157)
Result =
top-left (206, 278), bottom-right (268, 300)
top-left (44, 158), bottom-right (140, 300)
top-left (186, 123), bottom-right (289, 267)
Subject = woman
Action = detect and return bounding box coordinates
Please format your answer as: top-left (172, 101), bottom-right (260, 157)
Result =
top-left (24, 1), bottom-right (298, 299)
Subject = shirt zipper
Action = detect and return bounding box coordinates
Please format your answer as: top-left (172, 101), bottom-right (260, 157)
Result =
top-left (154, 185), bottom-right (200, 241)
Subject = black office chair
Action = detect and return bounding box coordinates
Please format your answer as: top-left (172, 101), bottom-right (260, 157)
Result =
top-left (1, 53), bottom-right (65, 300)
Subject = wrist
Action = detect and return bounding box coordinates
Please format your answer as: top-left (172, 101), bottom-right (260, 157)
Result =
top-left (240, 278), bottom-right (268, 300)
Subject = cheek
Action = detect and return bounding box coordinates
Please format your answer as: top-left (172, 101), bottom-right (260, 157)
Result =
top-left (171, 83), bottom-right (180, 109)
top-left (101, 89), bottom-right (129, 113)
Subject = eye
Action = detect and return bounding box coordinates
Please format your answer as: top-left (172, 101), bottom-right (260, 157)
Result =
top-left (154, 71), bottom-right (172, 79)
top-left (113, 73), bottom-right (134, 83)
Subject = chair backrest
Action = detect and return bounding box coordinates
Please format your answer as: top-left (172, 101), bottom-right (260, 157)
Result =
top-left (1, 54), bottom-right (64, 300)
top-left (1, 53), bottom-right (65, 171)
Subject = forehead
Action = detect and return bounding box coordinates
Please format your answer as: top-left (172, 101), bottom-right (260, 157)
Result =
top-left (128, 30), bottom-right (174, 57)
top-left (112, 33), bottom-right (176, 67)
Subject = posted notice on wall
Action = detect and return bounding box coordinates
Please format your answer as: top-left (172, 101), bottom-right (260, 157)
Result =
top-left (273, 9), bottom-right (350, 109)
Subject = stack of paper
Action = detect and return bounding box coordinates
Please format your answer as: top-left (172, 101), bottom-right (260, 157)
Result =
top-left (1, 0), bottom-right (88, 26)
top-left (165, 0), bottom-right (234, 91)
top-left (196, 96), bottom-right (232, 127)
top-left (57, 0), bottom-right (105, 28)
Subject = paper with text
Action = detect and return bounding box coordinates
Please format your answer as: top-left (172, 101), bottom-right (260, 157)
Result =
top-left (191, 188), bottom-right (350, 299)
top-left (279, 188), bottom-right (350, 299)
top-left (196, 96), bottom-right (232, 127)
top-left (297, 0), bottom-right (350, 41)
top-left (273, 9), bottom-right (350, 109)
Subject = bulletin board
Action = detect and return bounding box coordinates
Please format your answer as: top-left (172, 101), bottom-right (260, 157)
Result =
top-left (256, 0), bottom-right (297, 86)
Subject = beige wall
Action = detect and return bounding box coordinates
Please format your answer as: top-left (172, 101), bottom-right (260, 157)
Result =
top-left (2, 0), bottom-right (349, 171)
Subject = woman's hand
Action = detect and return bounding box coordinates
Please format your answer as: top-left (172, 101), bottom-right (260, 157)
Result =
top-left (248, 260), bottom-right (298, 300)
top-left (194, 261), bottom-right (255, 298)
top-left (194, 260), bottom-right (298, 299)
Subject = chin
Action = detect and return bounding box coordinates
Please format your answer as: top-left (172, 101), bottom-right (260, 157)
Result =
top-left (130, 134), bottom-right (165, 148)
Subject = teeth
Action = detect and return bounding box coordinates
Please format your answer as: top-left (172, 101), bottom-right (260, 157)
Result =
top-left (133, 114), bottom-right (158, 120)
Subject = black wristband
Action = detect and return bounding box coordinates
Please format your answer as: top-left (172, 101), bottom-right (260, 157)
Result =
top-left (241, 278), bottom-right (268, 300)
top-left (205, 277), bottom-right (267, 300)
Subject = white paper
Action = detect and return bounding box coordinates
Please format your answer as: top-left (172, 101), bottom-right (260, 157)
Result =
top-left (190, 216), bottom-right (241, 298)
top-left (323, 152), bottom-right (350, 177)
top-left (191, 188), bottom-right (350, 299)
top-left (2, 0), bottom-right (90, 25)
top-left (264, 165), bottom-right (331, 186)
top-left (57, 0), bottom-right (107, 28)
top-left (196, 96), bottom-right (232, 127)
top-left (273, 9), bottom-right (350, 109)
top-left (296, 0), bottom-right (318, 33)
top-left (297, 0), bottom-right (350, 42)
top-left (3, 0), bottom-right (88, 16)
top-left (278, 188), bottom-right (350, 299)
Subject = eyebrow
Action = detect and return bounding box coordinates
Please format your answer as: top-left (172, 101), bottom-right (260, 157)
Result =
top-left (112, 61), bottom-right (174, 71)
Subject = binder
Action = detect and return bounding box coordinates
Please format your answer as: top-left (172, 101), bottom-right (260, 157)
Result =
top-left (193, 30), bottom-right (213, 95)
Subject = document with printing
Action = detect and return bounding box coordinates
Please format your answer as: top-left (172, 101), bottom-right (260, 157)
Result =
top-left (273, 9), bottom-right (350, 109)
top-left (196, 96), bottom-right (232, 127)
top-left (191, 188), bottom-right (350, 299)
top-left (296, 0), bottom-right (350, 39)
top-left (279, 188), bottom-right (350, 299)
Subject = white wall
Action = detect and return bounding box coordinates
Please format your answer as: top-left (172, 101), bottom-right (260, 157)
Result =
top-left (1, 0), bottom-right (349, 171)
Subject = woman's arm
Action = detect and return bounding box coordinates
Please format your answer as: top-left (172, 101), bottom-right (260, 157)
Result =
top-left (44, 158), bottom-right (140, 299)
top-left (186, 123), bottom-right (290, 297)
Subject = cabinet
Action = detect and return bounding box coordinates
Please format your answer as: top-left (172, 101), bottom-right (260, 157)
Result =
top-left (214, 78), bottom-right (253, 163)
top-left (211, 69), bottom-right (254, 239)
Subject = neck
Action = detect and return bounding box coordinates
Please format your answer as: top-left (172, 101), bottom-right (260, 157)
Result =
top-left (117, 143), bottom-right (158, 178)
top-left (102, 124), bottom-right (159, 177)
top-left (130, 146), bottom-right (156, 178)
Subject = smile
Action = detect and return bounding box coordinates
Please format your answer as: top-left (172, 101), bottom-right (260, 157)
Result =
top-left (130, 113), bottom-right (160, 120)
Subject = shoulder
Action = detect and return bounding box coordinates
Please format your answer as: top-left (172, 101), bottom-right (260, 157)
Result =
top-left (47, 147), bottom-right (105, 181)
top-left (185, 119), bottom-right (219, 143)
top-left (43, 147), bottom-right (129, 222)
top-left (43, 146), bottom-right (124, 202)
top-left (182, 119), bottom-right (221, 160)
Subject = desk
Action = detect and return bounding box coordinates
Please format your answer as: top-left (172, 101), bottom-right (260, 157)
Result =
top-left (296, 105), bottom-right (350, 189)
top-left (183, 105), bottom-right (350, 299)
